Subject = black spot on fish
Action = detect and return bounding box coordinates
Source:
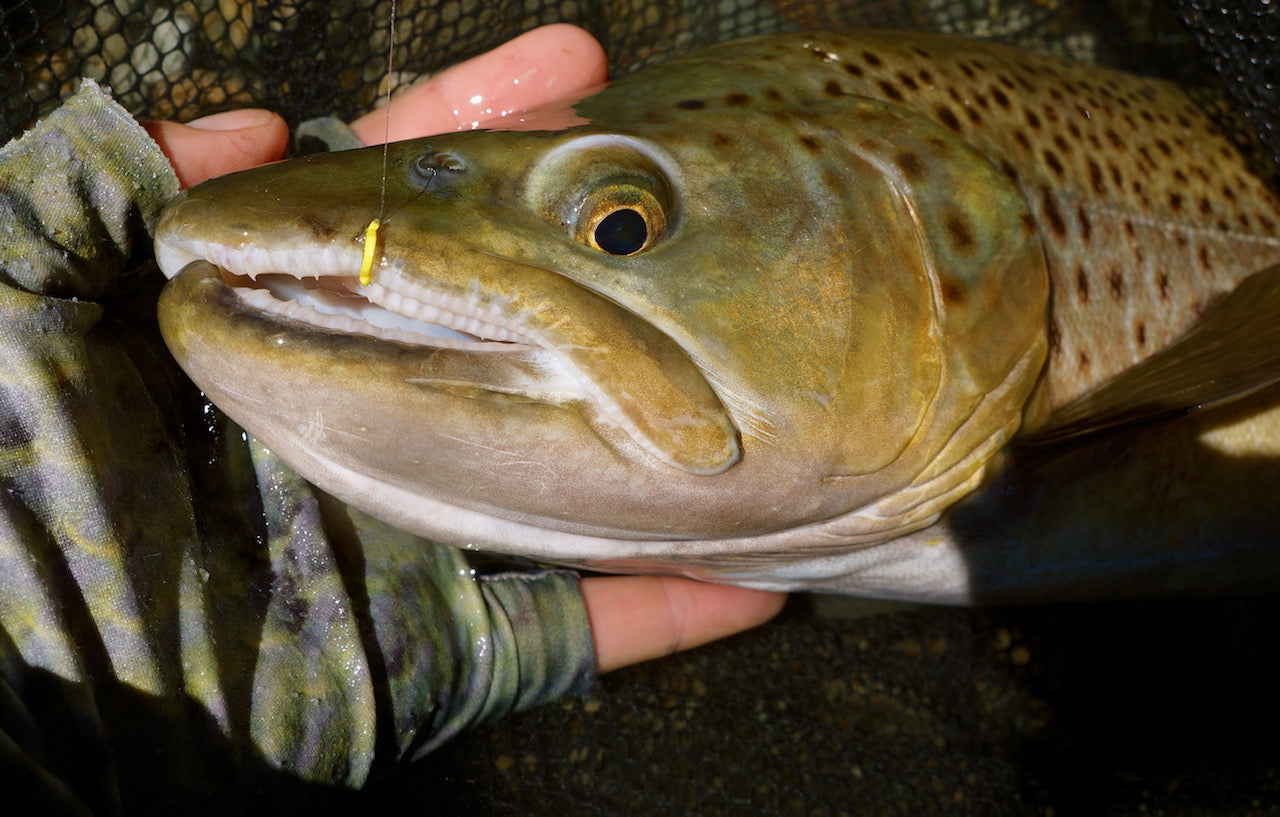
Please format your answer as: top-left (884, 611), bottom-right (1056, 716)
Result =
top-left (1025, 110), bottom-right (1041, 129)
top-left (959, 62), bottom-right (975, 80)
top-left (1087, 159), bottom-right (1106, 195)
top-left (1048, 319), bottom-right (1062, 353)
top-left (965, 107), bottom-right (982, 125)
top-left (935, 105), bottom-right (961, 132)
top-left (1078, 349), bottom-right (1091, 373)
top-left (1043, 149), bottom-right (1064, 177)
top-left (844, 63), bottom-right (864, 78)
top-left (1221, 184), bottom-right (1237, 203)
top-left (1077, 205), bottom-right (1092, 243)
top-left (943, 209), bottom-right (975, 254)
top-left (940, 277), bottom-right (966, 306)
top-left (1075, 264), bottom-right (1090, 303)
top-left (799, 134), bottom-right (821, 153)
top-left (825, 80), bottom-right (848, 97)
top-left (725, 92), bottom-right (750, 106)
top-left (1168, 192), bottom-right (1183, 213)
top-left (897, 71), bottom-right (919, 91)
top-left (894, 149), bottom-right (926, 181)
top-left (1135, 320), bottom-right (1147, 347)
top-left (1014, 130), bottom-right (1031, 151)
top-left (1105, 129), bottom-right (1123, 149)
top-left (991, 86), bottom-right (1010, 109)
top-left (912, 46), bottom-right (933, 59)
top-left (1198, 246), bottom-right (1212, 271)
top-left (918, 69), bottom-right (934, 85)
top-left (1158, 270), bottom-right (1171, 300)
top-left (862, 50), bottom-right (883, 67)
top-left (676, 99), bottom-right (706, 110)
top-left (1261, 215), bottom-right (1277, 235)
top-left (1198, 196), bottom-right (1213, 215)
top-left (1155, 138), bottom-right (1173, 157)
top-left (1108, 268), bottom-right (1125, 301)
top-left (711, 132), bottom-right (733, 146)
top-left (299, 212), bottom-right (338, 240)
top-left (1040, 187), bottom-right (1067, 239)
top-left (876, 80), bottom-right (903, 102)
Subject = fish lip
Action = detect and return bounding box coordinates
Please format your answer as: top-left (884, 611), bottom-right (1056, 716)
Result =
top-left (156, 235), bottom-right (542, 352)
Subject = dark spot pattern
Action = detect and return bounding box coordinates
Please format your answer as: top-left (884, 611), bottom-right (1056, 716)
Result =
top-left (940, 277), bottom-right (965, 305)
top-left (299, 212), bottom-right (338, 240)
top-left (676, 99), bottom-right (706, 110)
top-left (877, 80), bottom-right (903, 103)
top-left (935, 105), bottom-right (961, 131)
top-left (894, 149), bottom-right (926, 181)
top-left (1040, 188), bottom-right (1066, 239)
top-left (942, 209), bottom-right (975, 254)
top-left (1107, 269), bottom-right (1125, 301)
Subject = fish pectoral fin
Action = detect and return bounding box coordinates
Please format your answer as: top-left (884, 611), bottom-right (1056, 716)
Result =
top-left (1020, 263), bottom-right (1280, 452)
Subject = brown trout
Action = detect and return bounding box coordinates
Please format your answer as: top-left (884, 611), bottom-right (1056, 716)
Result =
top-left (153, 31), bottom-right (1280, 601)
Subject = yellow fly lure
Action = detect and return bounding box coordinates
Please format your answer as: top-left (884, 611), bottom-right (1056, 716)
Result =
top-left (359, 0), bottom-right (396, 288)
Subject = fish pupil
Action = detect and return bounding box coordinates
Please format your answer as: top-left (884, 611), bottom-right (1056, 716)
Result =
top-left (594, 208), bottom-right (648, 255)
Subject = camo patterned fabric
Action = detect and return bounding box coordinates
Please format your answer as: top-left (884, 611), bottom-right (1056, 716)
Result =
top-left (0, 80), bottom-right (594, 815)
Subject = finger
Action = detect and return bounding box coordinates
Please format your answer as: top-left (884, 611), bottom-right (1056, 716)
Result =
top-left (349, 23), bottom-right (607, 144)
top-left (144, 109), bottom-right (290, 188)
top-left (580, 576), bottom-right (785, 673)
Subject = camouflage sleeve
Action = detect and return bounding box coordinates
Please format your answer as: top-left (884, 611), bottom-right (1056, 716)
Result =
top-left (0, 81), bottom-right (596, 815)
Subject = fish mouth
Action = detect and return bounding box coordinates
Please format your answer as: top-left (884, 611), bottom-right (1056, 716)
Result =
top-left (156, 237), bottom-right (540, 352)
top-left (156, 234), bottom-right (742, 476)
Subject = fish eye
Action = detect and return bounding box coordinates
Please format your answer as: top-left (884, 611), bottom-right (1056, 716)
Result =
top-left (574, 186), bottom-right (666, 256)
top-left (591, 208), bottom-right (649, 255)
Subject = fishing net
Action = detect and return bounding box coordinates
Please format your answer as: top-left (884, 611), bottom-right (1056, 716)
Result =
top-left (0, 0), bottom-right (1242, 145)
top-left (4, 2), bottom-right (1280, 815)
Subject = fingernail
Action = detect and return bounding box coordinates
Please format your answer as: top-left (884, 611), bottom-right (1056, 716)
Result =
top-left (187, 109), bottom-right (274, 131)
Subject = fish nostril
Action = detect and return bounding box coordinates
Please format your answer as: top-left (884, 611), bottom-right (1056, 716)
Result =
top-left (412, 151), bottom-right (467, 187)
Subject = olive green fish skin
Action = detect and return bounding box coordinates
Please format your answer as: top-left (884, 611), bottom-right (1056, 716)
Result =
top-left (800, 32), bottom-right (1280, 410)
top-left (154, 31), bottom-right (1280, 591)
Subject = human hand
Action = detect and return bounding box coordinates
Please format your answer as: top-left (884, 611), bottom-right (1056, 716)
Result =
top-left (144, 24), bottom-right (785, 673)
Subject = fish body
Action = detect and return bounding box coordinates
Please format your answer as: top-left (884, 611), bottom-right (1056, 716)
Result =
top-left (154, 31), bottom-right (1280, 600)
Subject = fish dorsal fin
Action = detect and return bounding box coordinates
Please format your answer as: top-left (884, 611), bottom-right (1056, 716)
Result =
top-left (1020, 263), bottom-right (1280, 452)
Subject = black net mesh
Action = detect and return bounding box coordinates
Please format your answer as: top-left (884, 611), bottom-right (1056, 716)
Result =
top-left (2, 0), bottom-right (1245, 144)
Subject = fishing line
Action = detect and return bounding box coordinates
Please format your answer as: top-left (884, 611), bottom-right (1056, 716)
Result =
top-left (360, 0), bottom-right (397, 286)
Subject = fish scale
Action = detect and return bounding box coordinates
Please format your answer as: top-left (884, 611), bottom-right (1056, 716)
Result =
top-left (761, 30), bottom-right (1280, 410)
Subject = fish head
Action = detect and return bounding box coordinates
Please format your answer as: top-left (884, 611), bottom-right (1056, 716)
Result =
top-left (155, 61), bottom-right (1048, 573)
